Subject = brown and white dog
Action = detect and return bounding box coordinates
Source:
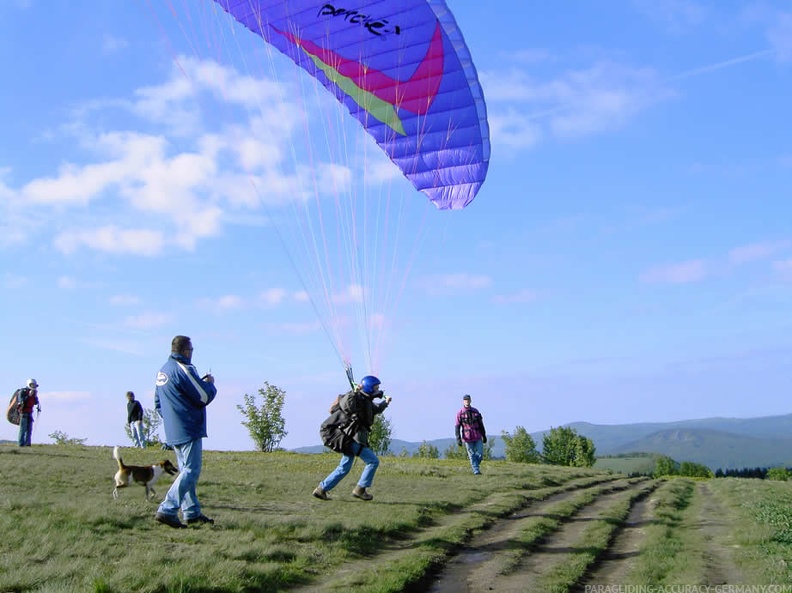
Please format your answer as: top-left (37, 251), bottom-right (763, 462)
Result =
top-left (112, 445), bottom-right (178, 501)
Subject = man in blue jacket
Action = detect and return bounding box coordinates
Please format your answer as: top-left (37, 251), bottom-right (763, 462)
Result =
top-left (154, 335), bottom-right (217, 528)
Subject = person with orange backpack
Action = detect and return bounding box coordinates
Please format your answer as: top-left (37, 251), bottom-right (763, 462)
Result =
top-left (16, 379), bottom-right (41, 447)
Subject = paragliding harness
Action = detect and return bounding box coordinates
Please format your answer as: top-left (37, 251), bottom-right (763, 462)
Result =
top-left (6, 388), bottom-right (29, 426)
top-left (319, 390), bottom-right (364, 456)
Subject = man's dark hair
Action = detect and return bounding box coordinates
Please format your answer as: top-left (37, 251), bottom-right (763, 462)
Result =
top-left (171, 335), bottom-right (192, 353)
top-left (126, 391), bottom-right (134, 398)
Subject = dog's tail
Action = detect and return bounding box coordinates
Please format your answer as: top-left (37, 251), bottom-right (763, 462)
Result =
top-left (113, 445), bottom-right (125, 469)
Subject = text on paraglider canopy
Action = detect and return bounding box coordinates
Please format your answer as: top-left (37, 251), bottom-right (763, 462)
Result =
top-left (318, 5), bottom-right (402, 37)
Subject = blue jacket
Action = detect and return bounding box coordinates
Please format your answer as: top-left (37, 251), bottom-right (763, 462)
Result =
top-left (155, 353), bottom-right (217, 446)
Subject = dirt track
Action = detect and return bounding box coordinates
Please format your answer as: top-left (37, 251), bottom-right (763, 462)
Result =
top-left (426, 479), bottom-right (744, 592)
top-left (290, 476), bottom-right (744, 592)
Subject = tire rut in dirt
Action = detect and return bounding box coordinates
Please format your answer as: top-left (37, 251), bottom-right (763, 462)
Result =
top-left (575, 480), bottom-right (660, 589)
top-left (426, 478), bottom-right (648, 593)
top-left (697, 481), bottom-right (745, 585)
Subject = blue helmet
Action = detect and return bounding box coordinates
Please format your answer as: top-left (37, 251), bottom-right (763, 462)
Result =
top-left (359, 375), bottom-right (381, 395)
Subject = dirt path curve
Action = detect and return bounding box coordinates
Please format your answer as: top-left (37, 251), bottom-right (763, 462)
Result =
top-left (427, 478), bottom-right (651, 593)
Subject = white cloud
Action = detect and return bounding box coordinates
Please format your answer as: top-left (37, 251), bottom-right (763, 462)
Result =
top-left (102, 34), bottom-right (128, 53)
top-left (41, 390), bottom-right (91, 402)
top-left (263, 320), bottom-right (321, 334)
top-left (58, 276), bottom-right (77, 290)
top-left (259, 288), bottom-right (288, 306)
top-left (122, 311), bottom-right (173, 329)
top-left (197, 295), bottom-right (245, 311)
top-left (493, 288), bottom-right (539, 304)
top-left (55, 226), bottom-right (165, 256)
top-left (632, 0), bottom-right (708, 31)
top-left (729, 240), bottom-right (790, 265)
top-left (767, 12), bottom-right (792, 62)
top-left (640, 259), bottom-right (709, 284)
top-left (109, 294), bottom-right (140, 306)
top-left (3, 272), bottom-right (28, 289)
top-left (774, 258), bottom-right (792, 281)
top-left (332, 284), bottom-right (365, 304)
top-left (484, 60), bottom-right (672, 148)
top-left (425, 274), bottom-right (492, 295)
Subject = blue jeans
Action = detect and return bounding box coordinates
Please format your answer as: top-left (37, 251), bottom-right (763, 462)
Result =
top-left (320, 445), bottom-right (380, 491)
top-left (130, 421), bottom-right (146, 448)
top-left (18, 414), bottom-right (33, 446)
top-left (464, 440), bottom-right (483, 474)
top-left (157, 439), bottom-right (203, 520)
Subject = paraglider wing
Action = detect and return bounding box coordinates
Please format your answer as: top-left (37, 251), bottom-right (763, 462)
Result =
top-left (212, 0), bottom-right (490, 209)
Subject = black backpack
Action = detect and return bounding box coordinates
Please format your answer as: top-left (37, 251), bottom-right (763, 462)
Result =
top-left (6, 389), bottom-right (24, 426)
top-left (318, 391), bottom-right (361, 455)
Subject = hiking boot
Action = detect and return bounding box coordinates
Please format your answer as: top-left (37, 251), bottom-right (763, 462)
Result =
top-left (352, 485), bottom-right (373, 501)
top-left (313, 487), bottom-right (331, 501)
top-left (154, 512), bottom-right (186, 529)
top-left (186, 514), bottom-right (214, 525)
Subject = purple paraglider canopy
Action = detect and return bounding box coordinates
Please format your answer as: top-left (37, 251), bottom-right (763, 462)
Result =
top-left (213, 0), bottom-right (490, 210)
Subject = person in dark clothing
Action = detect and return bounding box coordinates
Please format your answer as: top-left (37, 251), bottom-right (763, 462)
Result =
top-left (313, 375), bottom-right (391, 501)
top-left (455, 394), bottom-right (487, 475)
top-left (126, 391), bottom-right (146, 448)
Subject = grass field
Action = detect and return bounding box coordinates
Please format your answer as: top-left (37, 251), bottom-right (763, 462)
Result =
top-left (1, 444), bottom-right (791, 592)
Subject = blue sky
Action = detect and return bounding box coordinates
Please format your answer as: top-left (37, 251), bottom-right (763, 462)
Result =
top-left (1, 1), bottom-right (791, 452)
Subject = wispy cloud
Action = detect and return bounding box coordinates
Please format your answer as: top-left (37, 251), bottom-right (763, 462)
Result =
top-left (57, 276), bottom-right (78, 290)
top-left (640, 259), bottom-right (709, 284)
top-left (42, 391), bottom-right (91, 402)
top-left (262, 320), bottom-right (321, 335)
top-left (774, 258), bottom-right (792, 281)
top-left (122, 311), bottom-right (173, 329)
top-left (767, 11), bottom-right (792, 62)
top-left (486, 61), bottom-right (672, 150)
top-left (425, 273), bottom-right (492, 295)
top-left (641, 238), bottom-right (791, 284)
top-left (55, 225), bottom-right (166, 256)
top-left (670, 49), bottom-right (776, 81)
top-left (729, 240), bottom-right (790, 265)
top-left (197, 295), bottom-right (245, 311)
top-left (102, 34), bottom-right (128, 53)
top-left (3, 272), bottom-right (28, 289)
top-left (632, 0), bottom-right (708, 31)
top-left (109, 294), bottom-right (141, 306)
top-left (493, 288), bottom-right (539, 304)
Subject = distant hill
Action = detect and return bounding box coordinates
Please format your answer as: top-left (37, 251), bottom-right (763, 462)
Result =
top-left (293, 413), bottom-right (792, 470)
top-left (608, 428), bottom-right (792, 470)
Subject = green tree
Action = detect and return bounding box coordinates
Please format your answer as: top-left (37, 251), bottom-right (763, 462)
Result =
top-left (49, 431), bottom-right (86, 446)
top-left (369, 415), bottom-right (393, 455)
top-left (444, 442), bottom-right (468, 460)
top-left (653, 455), bottom-right (678, 477)
top-left (678, 461), bottom-right (713, 478)
top-left (542, 426), bottom-right (596, 467)
top-left (573, 434), bottom-right (596, 467)
top-left (501, 427), bottom-right (541, 463)
top-left (414, 441), bottom-right (439, 458)
top-left (237, 382), bottom-right (288, 452)
top-left (767, 467), bottom-right (791, 481)
top-left (123, 408), bottom-right (163, 447)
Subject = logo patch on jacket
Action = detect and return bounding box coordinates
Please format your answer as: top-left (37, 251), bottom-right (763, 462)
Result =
top-left (156, 372), bottom-right (168, 387)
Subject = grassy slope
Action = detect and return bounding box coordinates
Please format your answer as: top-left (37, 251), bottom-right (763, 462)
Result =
top-left (1, 444), bottom-right (791, 592)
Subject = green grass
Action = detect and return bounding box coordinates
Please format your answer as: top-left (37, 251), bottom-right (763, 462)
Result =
top-left (710, 478), bottom-right (792, 584)
top-left (0, 444), bottom-right (603, 592)
top-left (2, 445), bottom-right (791, 591)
